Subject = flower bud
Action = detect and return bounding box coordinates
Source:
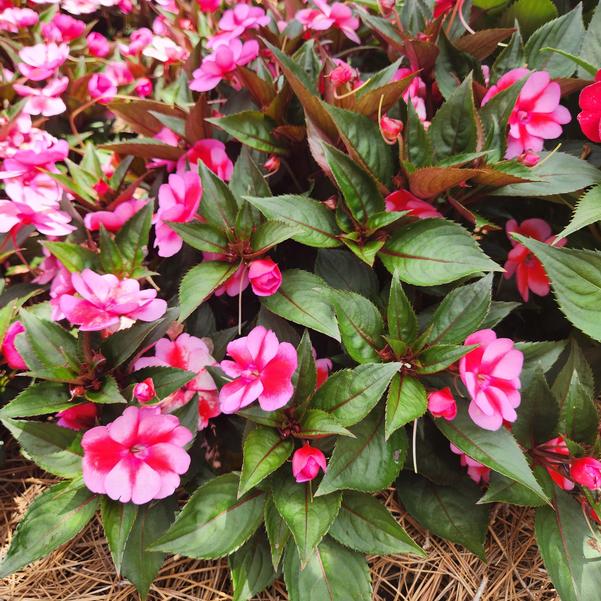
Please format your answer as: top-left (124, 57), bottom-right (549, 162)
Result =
top-left (570, 457), bottom-right (601, 490)
top-left (427, 387), bottom-right (457, 420)
top-left (2, 321), bottom-right (27, 370)
top-left (134, 377), bottom-right (156, 403)
top-left (135, 78), bottom-right (153, 98)
top-left (87, 32), bottom-right (111, 58)
top-left (248, 258), bottom-right (282, 297)
top-left (264, 155), bottom-right (280, 174)
top-left (292, 444), bottom-right (327, 483)
top-left (380, 114), bottom-right (403, 142)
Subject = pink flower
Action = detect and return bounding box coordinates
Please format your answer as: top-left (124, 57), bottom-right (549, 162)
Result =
top-left (504, 218), bottom-right (566, 302)
top-left (121, 27), bottom-right (153, 56)
top-left (154, 171), bottom-right (202, 257)
top-left (0, 7), bottom-right (38, 33)
top-left (197, 0), bottom-right (220, 11)
top-left (42, 14), bottom-right (85, 42)
top-left (105, 62), bottom-right (134, 86)
top-left (380, 115), bottom-right (403, 143)
top-left (13, 77), bottom-right (69, 117)
top-left (329, 60), bottom-right (358, 88)
top-left (17, 43), bottom-right (69, 81)
top-left (459, 329), bottom-right (523, 431)
top-left (59, 269), bottom-right (167, 331)
top-left (219, 326), bottom-right (298, 413)
top-left (81, 405), bottom-right (192, 504)
top-left (207, 5), bottom-right (270, 47)
top-left (57, 403), bottom-right (98, 431)
top-left (182, 139), bottom-right (233, 181)
top-left (385, 190), bottom-right (442, 218)
top-left (316, 358), bottom-right (332, 389)
top-left (142, 36), bottom-right (188, 63)
top-left (570, 457), bottom-right (601, 490)
top-left (84, 199), bottom-right (147, 232)
top-left (427, 388), bottom-right (457, 421)
top-left (135, 78), bottom-right (153, 98)
top-left (2, 321), bottom-right (27, 370)
top-left (450, 444), bottom-right (490, 484)
top-left (393, 68), bottom-right (428, 122)
top-left (481, 68), bottom-right (571, 159)
top-left (203, 253), bottom-right (249, 297)
top-left (538, 437), bottom-right (574, 491)
top-left (434, 0), bottom-right (456, 17)
top-left (88, 73), bottom-right (117, 104)
top-left (190, 39), bottom-right (259, 92)
top-left (292, 444), bottom-right (327, 483)
top-left (87, 32), bottom-right (111, 58)
top-left (134, 378), bottom-right (156, 403)
top-left (577, 74), bottom-right (601, 143)
top-left (248, 258), bottom-right (282, 296)
top-left (0, 199), bottom-right (75, 237)
top-left (297, 0), bottom-right (360, 44)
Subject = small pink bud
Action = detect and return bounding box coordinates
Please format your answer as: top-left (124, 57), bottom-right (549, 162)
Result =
top-left (2, 321), bottom-right (27, 370)
top-left (87, 32), bottom-right (111, 58)
top-left (134, 377), bottom-right (156, 403)
top-left (427, 387), bottom-right (457, 420)
top-left (329, 62), bottom-right (357, 88)
top-left (264, 155), bottom-right (280, 174)
top-left (380, 115), bottom-right (403, 142)
top-left (570, 457), bottom-right (601, 490)
top-left (292, 444), bottom-right (327, 483)
top-left (248, 258), bottom-right (282, 297)
top-left (88, 73), bottom-right (117, 104)
top-left (134, 78), bottom-right (153, 98)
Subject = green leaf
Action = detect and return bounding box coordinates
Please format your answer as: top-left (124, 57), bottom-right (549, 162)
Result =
top-left (86, 375), bottom-right (127, 404)
top-left (387, 276), bottom-right (417, 343)
top-left (405, 101), bottom-right (433, 167)
top-left (416, 344), bottom-right (475, 375)
top-left (100, 498), bottom-right (138, 574)
top-left (1, 382), bottom-right (71, 418)
top-left (429, 75), bottom-right (478, 159)
top-left (251, 221), bottom-right (300, 253)
top-left (283, 537), bottom-right (372, 601)
top-left (245, 195), bottom-right (340, 248)
top-left (493, 152), bottom-right (601, 196)
top-left (261, 270), bottom-right (340, 340)
top-left (1, 417), bottom-right (83, 478)
top-left (552, 340), bottom-right (598, 444)
top-left (385, 374), bottom-right (427, 440)
top-left (312, 362), bottom-right (401, 427)
top-left (512, 368), bottom-right (559, 448)
top-left (229, 532), bottom-right (276, 601)
top-left (264, 496), bottom-right (290, 570)
top-left (198, 161), bottom-right (238, 231)
top-left (290, 331), bottom-right (316, 408)
top-left (99, 226), bottom-right (124, 274)
top-left (559, 184), bottom-right (601, 238)
top-left (331, 290), bottom-right (384, 364)
top-left (130, 366), bottom-right (196, 401)
top-left (273, 478), bottom-right (341, 564)
top-left (114, 203), bottom-right (154, 276)
top-left (43, 242), bottom-right (96, 272)
top-left (513, 235), bottom-right (601, 343)
top-left (580, 2), bottom-right (601, 79)
top-left (315, 249), bottom-right (379, 300)
top-left (316, 408), bottom-right (407, 496)
top-left (380, 219), bottom-right (501, 286)
top-left (122, 499), bottom-right (176, 600)
top-left (517, 340), bottom-right (567, 384)
top-left (179, 261), bottom-right (239, 321)
top-left (207, 111), bottom-right (288, 154)
top-left (540, 47), bottom-right (598, 78)
top-left (536, 489), bottom-right (601, 601)
top-left (491, 30), bottom-right (524, 83)
top-left (298, 410), bottom-right (353, 439)
top-left (330, 491), bottom-right (424, 556)
top-left (149, 473), bottom-right (265, 558)
top-left (478, 471), bottom-right (547, 507)
top-left (0, 480), bottom-right (98, 578)
top-left (230, 147), bottom-right (271, 201)
top-left (524, 4), bottom-right (584, 77)
top-left (420, 274), bottom-right (492, 347)
top-left (325, 104), bottom-right (394, 187)
top-left (435, 404), bottom-right (548, 503)
top-left (322, 144), bottom-right (384, 224)
top-left (500, 0), bottom-right (557, 38)
top-left (481, 300), bottom-right (520, 329)
top-left (167, 222), bottom-right (229, 254)
top-left (397, 472), bottom-right (489, 559)
top-left (239, 428), bottom-right (294, 497)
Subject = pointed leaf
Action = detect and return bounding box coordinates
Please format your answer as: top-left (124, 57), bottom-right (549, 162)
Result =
top-left (385, 374), bottom-right (427, 440)
top-left (101, 498), bottom-right (138, 574)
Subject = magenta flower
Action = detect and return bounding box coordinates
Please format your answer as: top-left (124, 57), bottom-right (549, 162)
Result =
top-left (481, 68), bottom-right (571, 160)
top-left (17, 42), bottom-right (69, 81)
top-left (577, 73), bottom-right (601, 143)
top-left (87, 32), bottom-right (111, 58)
top-left (182, 139), bottom-right (234, 181)
top-left (570, 457), bottom-right (601, 490)
top-left (14, 77), bottom-right (69, 117)
top-left (385, 190), bottom-right (442, 218)
top-left (57, 403), bottom-right (98, 431)
top-left (297, 0), bottom-right (360, 43)
top-left (82, 406), bottom-right (192, 504)
top-left (59, 269), bottom-right (167, 332)
top-left (315, 357), bottom-right (332, 389)
top-left (154, 171), bottom-right (202, 257)
top-left (207, 5), bottom-right (270, 47)
top-left (450, 444), bottom-right (490, 484)
top-left (292, 444), bottom-right (327, 483)
top-left (427, 388), bottom-right (457, 421)
top-left (0, 199), bottom-right (75, 237)
top-left (88, 73), bottom-right (118, 104)
top-left (248, 258), bottom-right (282, 297)
top-left (84, 199), bottom-right (147, 233)
top-left (0, 7), bottom-right (38, 33)
top-left (219, 326), bottom-right (298, 414)
top-left (459, 329), bottom-right (523, 431)
top-left (504, 218), bottom-right (566, 302)
top-left (393, 68), bottom-right (427, 122)
top-left (190, 39), bottom-right (259, 92)
top-left (2, 321), bottom-right (27, 370)
top-left (42, 14), bottom-right (85, 42)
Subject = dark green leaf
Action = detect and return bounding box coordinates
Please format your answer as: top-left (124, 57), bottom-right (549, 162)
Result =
top-left (416, 344), bottom-right (475, 374)
top-left (100, 498), bottom-right (138, 574)
top-left (385, 374), bottom-right (427, 440)
top-left (43, 242), bottom-right (96, 272)
top-left (291, 331), bottom-right (316, 407)
top-left (1, 382), bottom-right (71, 418)
top-left (167, 222), bottom-right (229, 254)
top-left (580, 3), bottom-right (601, 78)
top-left (387, 276), bottom-right (417, 343)
top-left (264, 496), bottom-right (290, 570)
top-left (315, 249), bottom-right (379, 299)
top-left (86, 375), bottom-right (127, 404)
top-left (229, 531), bottom-right (276, 601)
top-left (130, 366), bottom-right (196, 401)
top-left (559, 184), bottom-right (601, 238)
top-left (478, 471), bottom-right (547, 507)
top-left (198, 161), bottom-right (238, 231)
top-left (114, 203), bottom-right (153, 276)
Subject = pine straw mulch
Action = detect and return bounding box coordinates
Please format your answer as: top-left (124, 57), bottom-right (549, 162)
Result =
top-left (0, 442), bottom-right (558, 601)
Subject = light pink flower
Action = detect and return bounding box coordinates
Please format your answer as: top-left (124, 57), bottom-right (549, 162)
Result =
top-left (248, 258), bottom-right (282, 296)
top-left (14, 77), bottom-right (69, 117)
top-left (134, 378), bottom-right (156, 403)
top-left (18, 42), bottom-right (69, 81)
top-left (481, 68), bottom-right (571, 159)
top-left (84, 199), bottom-right (147, 232)
top-left (0, 199), bottom-right (75, 237)
top-left (570, 457), bottom-right (601, 490)
top-left (219, 326), bottom-right (298, 413)
top-left (292, 444), bottom-right (327, 483)
top-left (88, 73), bottom-right (117, 104)
top-left (385, 189), bottom-right (442, 218)
top-left (50, 264), bottom-right (74, 321)
top-left (59, 269), bottom-right (167, 331)
top-left (105, 62), bottom-right (133, 86)
top-left (82, 405), bottom-right (192, 504)
top-left (57, 403), bottom-right (98, 431)
top-left (154, 171), bottom-right (202, 257)
top-left (182, 139), bottom-right (233, 181)
top-left (207, 5), bottom-right (270, 47)
top-left (2, 321), bottom-right (27, 370)
top-left (459, 329), bottom-right (523, 431)
top-left (427, 388), bottom-right (457, 421)
top-left (450, 443), bottom-right (490, 484)
top-left (142, 36), bottom-right (188, 63)
top-left (504, 218), bottom-right (566, 302)
top-left (121, 27), bottom-right (153, 56)
top-left (190, 39), bottom-right (259, 92)
top-left (87, 32), bottom-right (111, 57)
top-left (297, 0), bottom-right (360, 43)
top-left (393, 67), bottom-right (427, 122)
top-left (0, 7), bottom-right (38, 33)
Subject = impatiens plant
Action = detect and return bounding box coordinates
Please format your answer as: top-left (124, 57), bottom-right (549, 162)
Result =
top-left (2, 0), bottom-right (601, 600)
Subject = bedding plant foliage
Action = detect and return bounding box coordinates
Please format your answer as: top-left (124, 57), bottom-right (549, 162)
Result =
top-left (2, 0), bottom-right (601, 598)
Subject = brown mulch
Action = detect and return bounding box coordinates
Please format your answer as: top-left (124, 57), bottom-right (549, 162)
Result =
top-left (0, 443), bottom-right (558, 601)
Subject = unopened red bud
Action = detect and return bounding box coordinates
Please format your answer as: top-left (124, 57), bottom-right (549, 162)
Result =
top-left (380, 115), bottom-right (404, 142)
top-left (264, 155), bottom-right (281, 174)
